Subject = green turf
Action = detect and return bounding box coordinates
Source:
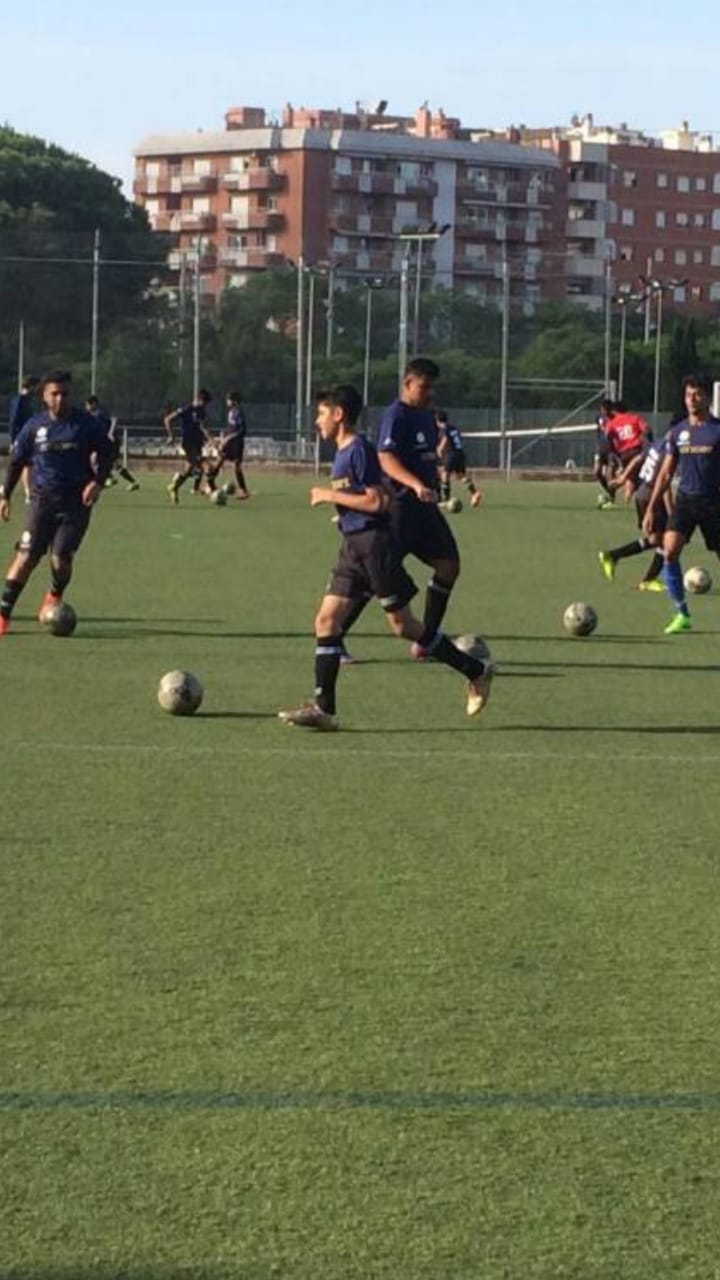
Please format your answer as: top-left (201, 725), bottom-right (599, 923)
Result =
top-left (2, 474), bottom-right (720, 1279)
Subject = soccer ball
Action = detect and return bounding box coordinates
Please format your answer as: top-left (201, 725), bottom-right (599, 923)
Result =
top-left (684, 566), bottom-right (712, 594)
top-left (446, 497), bottom-right (463, 514)
top-left (157, 670), bottom-right (204, 716)
top-left (222, 482), bottom-right (237, 497)
top-left (39, 601), bottom-right (78, 636)
top-left (563, 602), bottom-right (598, 636)
top-left (211, 489), bottom-right (228, 506)
top-left (453, 633), bottom-right (492, 664)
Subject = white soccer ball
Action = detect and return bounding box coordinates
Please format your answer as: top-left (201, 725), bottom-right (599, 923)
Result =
top-left (39, 601), bottom-right (78, 636)
top-left (454, 633), bottom-right (492, 664)
top-left (563, 602), bottom-right (598, 637)
top-left (684, 566), bottom-right (712, 595)
top-left (211, 489), bottom-right (228, 506)
top-left (157, 669), bottom-right (204, 716)
top-left (222, 481), bottom-right (237, 497)
top-left (446, 497), bottom-right (463, 514)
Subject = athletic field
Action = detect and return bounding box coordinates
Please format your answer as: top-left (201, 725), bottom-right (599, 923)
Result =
top-left (2, 474), bottom-right (720, 1279)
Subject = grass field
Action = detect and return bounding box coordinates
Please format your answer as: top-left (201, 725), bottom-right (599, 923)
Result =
top-left (2, 472), bottom-right (720, 1279)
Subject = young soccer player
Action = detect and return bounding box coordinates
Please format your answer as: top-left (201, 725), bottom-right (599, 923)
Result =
top-left (598, 433), bottom-right (669, 590)
top-left (642, 374), bottom-right (720, 633)
top-left (205, 390), bottom-right (250, 499)
top-left (164, 389), bottom-right (213, 502)
top-left (279, 385), bottom-right (494, 731)
top-left (436, 410), bottom-right (482, 508)
top-left (85, 395), bottom-right (139, 491)
top-left (8, 374), bottom-right (40, 503)
top-left (0, 371), bottom-right (113, 634)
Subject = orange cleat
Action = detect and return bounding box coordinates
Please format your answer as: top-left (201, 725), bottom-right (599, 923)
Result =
top-left (37, 591), bottom-right (62, 621)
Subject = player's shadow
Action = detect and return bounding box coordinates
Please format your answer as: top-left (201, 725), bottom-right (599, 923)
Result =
top-left (192, 711), bottom-right (273, 720)
top-left (505, 658), bottom-right (720, 674)
top-left (492, 633), bottom-right (669, 645)
top-left (493, 723), bottom-right (720, 736)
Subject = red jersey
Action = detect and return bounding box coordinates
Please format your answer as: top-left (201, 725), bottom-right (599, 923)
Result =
top-left (605, 412), bottom-right (648, 456)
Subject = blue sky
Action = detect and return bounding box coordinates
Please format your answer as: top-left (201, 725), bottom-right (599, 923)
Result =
top-left (3, 0), bottom-right (720, 195)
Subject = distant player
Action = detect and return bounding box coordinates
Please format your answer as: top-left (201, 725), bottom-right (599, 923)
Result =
top-left (205, 390), bottom-right (250, 499)
top-left (604, 401), bottom-right (651, 502)
top-left (0, 371), bottom-right (112, 635)
top-left (278, 385), bottom-right (493, 730)
top-left (8, 374), bottom-right (40, 503)
top-left (598, 432), bottom-right (670, 590)
top-left (436, 410), bottom-right (482, 508)
top-left (85, 395), bottom-right (139, 491)
top-left (164, 389), bottom-right (213, 503)
top-left (593, 398), bottom-right (618, 509)
top-left (642, 374), bottom-right (720, 633)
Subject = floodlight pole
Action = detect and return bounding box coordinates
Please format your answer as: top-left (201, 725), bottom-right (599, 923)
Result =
top-left (603, 257), bottom-right (612, 395)
top-left (618, 301), bottom-right (628, 401)
top-left (653, 286), bottom-right (664, 417)
top-left (305, 270), bottom-right (315, 407)
top-left (398, 248), bottom-right (410, 393)
top-left (499, 254), bottom-right (510, 473)
top-left (193, 236), bottom-right (201, 399)
top-left (17, 321), bottom-right (25, 391)
top-left (90, 228), bottom-right (101, 395)
top-left (412, 237), bottom-right (424, 355)
top-left (295, 255), bottom-right (305, 440)
top-left (325, 264), bottom-right (335, 358)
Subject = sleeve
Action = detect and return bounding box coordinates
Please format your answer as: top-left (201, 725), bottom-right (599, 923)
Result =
top-left (377, 405), bottom-right (401, 453)
top-left (664, 428), bottom-right (678, 460)
top-left (89, 418), bottom-right (114, 484)
top-left (352, 439), bottom-right (383, 489)
top-left (1, 422), bottom-right (34, 497)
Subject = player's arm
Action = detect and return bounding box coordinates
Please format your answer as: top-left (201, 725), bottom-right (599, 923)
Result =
top-left (642, 454), bottom-right (676, 535)
top-left (0, 424), bottom-right (35, 519)
top-left (83, 421), bottom-right (113, 504)
top-left (310, 484), bottom-right (389, 514)
top-left (437, 433), bottom-right (449, 458)
top-left (164, 408), bottom-right (179, 441)
top-left (378, 450), bottom-right (435, 502)
top-left (610, 452), bottom-right (643, 490)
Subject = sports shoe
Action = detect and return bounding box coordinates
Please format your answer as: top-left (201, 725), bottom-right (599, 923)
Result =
top-left (167, 483), bottom-right (179, 505)
top-left (470, 491), bottom-right (483, 508)
top-left (467, 662), bottom-right (494, 717)
top-left (104, 476), bottom-right (118, 488)
top-left (637, 579), bottom-right (664, 592)
top-left (410, 642), bottom-right (431, 661)
top-left (339, 648), bottom-right (357, 667)
top-left (597, 493), bottom-right (615, 509)
top-left (278, 703), bottom-right (339, 731)
top-left (0, 615), bottom-right (10, 636)
top-left (127, 481), bottom-right (140, 492)
top-left (37, 591), bottom-right (61, 621)
top-left (664, 612), bottom-right (692, 635)
top-left (598, 551), bottom-right (615, 582)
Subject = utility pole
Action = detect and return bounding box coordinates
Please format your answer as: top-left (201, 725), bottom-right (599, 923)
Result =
top-left (90, 228), bottom-right (101, 395)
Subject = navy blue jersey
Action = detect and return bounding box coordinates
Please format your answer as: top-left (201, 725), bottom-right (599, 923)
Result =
top-left (6, 408), bottom-right (113, 497)
top-left (8, 391), bottom-right (36, 443)
top-left (441, 422), bottom-right (463, 452)
top-left (637, 436), bottom-right (666, 488)
top-left (377, 399), bottom-right (439, 497)
top-left (665, 417), bottom-right (720, 498)
top-left (331, 434), bottom-right (387, 535)
top-left (87, 405), bottom-right (113, 436)
top-left (176, 403), bottom-right (207, 446)
top-left (225, 405), bottom-right (246, 437)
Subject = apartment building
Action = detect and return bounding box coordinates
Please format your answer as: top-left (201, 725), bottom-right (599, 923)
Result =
top-left (133, 103), bottom-right (564, 309)
top-left (520, 115), bottom-right (720, 312)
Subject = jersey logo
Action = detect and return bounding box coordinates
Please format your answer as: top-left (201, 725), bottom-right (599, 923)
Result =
top-left (416, 432), bottom-right (426, 444)
top-left (36, 426), bottom-right (48, 443)
top-left (678, 430), bottom-right (691, 444)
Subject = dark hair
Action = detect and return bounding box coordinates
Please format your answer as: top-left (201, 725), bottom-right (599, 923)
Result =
top-left (41, 370), bottom-right (71, 389)
top-left (196, 388), bottom-right (212, 403)
top-left (227, 389), bottom-right (242, 403)
top-left (599, 397), bottom-right (615, 414)
top-left (435, 409), bottom-right (448, 424)
top-left (316, 384), bottom-right (363, 426)
top-left (86, 394), bottom-right (100, 408)
top-left (682, 373), bottom-right (714, 398)
top-left (22, 375), bottom-right (40, 391)
top-left (613, 399), bottom-right (627, 413)
top-left (404, 357), bottom-right (440, 381)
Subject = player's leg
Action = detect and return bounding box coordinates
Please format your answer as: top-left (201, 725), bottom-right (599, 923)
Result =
top-left (0, 512), bottom-right (49, 632)
top-left (39, 506), bottom-right (91, 616)
top-left (279, 593), bottom-right (351, 730)
top-left (454, 452), bottom-right (482, 508)
top-left (168, 452), bottom-right (195, 502)
top-left (116, 463), bottom-right (139, 490)
top-left (662, 528), bottom-right (691, 632)
top-left (439, 464), bottom-right (451, 503)
top-left (638, 496), bottom-right (667, 589)
top-left (391, 502), bottom-right (460, 651)
top-left (593, 449), bottom-right (615, 507)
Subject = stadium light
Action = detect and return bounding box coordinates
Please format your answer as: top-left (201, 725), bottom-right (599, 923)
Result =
top-left (396, 224), bottom-right (452, 385)
top-left (639, 275), bottom-right (689, 415)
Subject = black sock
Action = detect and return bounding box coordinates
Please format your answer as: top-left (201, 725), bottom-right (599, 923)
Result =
top-left (0, 579), bottom-right (24, 620)
top-left (609, 538), bottom-right (648, 561)
top-left (314, 636), bottom-right (343, 715)
top-left (118, 466), bottom-right (136, 483)
top-left (235, 467), bottom-right (248, 493)
top-left (50, 563), bottom-right (71, 596)
top-left (462, 478), bottom-right (478, 496)
top-left (423, 576), bottom-right (454, 635)
top-left (441, 480), bottom-right (450, 501)
top-left (340, 595), bottom-right (371, 640)
top-left (421, 630), bottom-right (485, 680)
top-left (174, 470), bottom-right (190, 490)
top-left (643, 551), bottom-right (665, 583)
top-left (205, 468), bottom-right (218, 492)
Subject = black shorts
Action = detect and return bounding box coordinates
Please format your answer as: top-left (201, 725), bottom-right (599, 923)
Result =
top-left (18, 494), bottom-right (91, 559)
top-left (594, 440), bottom-right (614, 467)
top-left (667, 494), bottom-right (720, 550)
top-left (390, 498), bottom-right (460, 567)
top-left (220, 435), bottom-right (245, 463)
top-left (327, 528), bottom-right (417, 611)
top-left (634, 483), bottom-right (667, 538)
top-left (444, 449), bottom-right (467, 476)
top-left (181, 436), bottom-right (204, 467)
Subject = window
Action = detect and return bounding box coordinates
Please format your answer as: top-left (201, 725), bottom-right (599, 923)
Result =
top-left (673, 284), bottom-right (687, 303)
top-left (333, 156), bottom-right (352, 175)
top-left (193, 159), bottom-right (211, 176)
top-left (677, 175), bottom-right (690, 192)
top-left (144, 198), bottom-right (160, 217)
top-left (711, 246), bottom-right (720, 266)
top-left (192, 197), bottom-right (210, 213)
top-left (696, 176), bottom-right (707, 192)
top-left (655, 210), bottom-right (666, 228)
top-left (693, 249), bottom-right (704, 264)
top-left (694, 212), bottom-right (706, 228)
top-left (713, 210), bottom-right (720, 230)
top-left (675, 211), bottom-right (689, 227)
top-left (396, 161), bottom-right (420, 181)
top-left (621, 208), bottom-right (635, 226)
top-left (674, 248), bottom-right (687, 265)
top-left (332, 235), bottom-right (348, 251)
top-left (619, 245), bottom-right (633, 261)
top-left (710, 282), bottom-right (720, 301)
top-left (146, 161), bottom-right (160, 178)
top-left (654, 248), bottom-right (665, 262)
top-left (714, 174), bottom-right (720, 194)
top-left (657, 172), bottom-right (668, 188)
top-left (691, 285), bottom-right (703, 302)
top-left (622, 170), bottom-right (637, 187)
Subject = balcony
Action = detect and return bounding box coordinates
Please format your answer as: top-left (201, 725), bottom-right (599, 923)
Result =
top-left (222, 168), bottom-right (286, 191)
top-left (568, 180), bottom-right (607, 202)
top-left (565, 218), bottom-right (605, 239)
top-left (177, 173), bottom-right (218, 193)
top-left (566, 255), bottom-right (606, 278)
top-left (221, 210), bottom-right (285, 231)
top-left (454, 256), bottom-right (500, 276)
top-left (455, 217), bottom-right (496, 237)
top-left (177, 212), bottom-right (217, 232)
top-left (331, 213), bottom-right (395, 237)
top-left (219, 247), bottom-right (285, 269)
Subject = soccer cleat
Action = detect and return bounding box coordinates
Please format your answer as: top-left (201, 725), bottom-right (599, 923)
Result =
top-left (597, 492), bottom-right (614, 509)
top-left (0, 616), bottom-right (10, 636)
top-left (37, 591), bottom-right (61, 620)
top-left (470, 491), bottom-right (483, 508)
top-left (127, 481), bottom-right (140, 491)
top-left (278, 703), bottom-right (339, 731)
top-left (410, 642), bottom-right (431, 661)
top-left (598, 551), bottom-right (616, 582)
top-left (637, 579), bottom-right (664, 592)
top-left (104, 476), bottom-right (118, 488)
top-left (664, 612), bottom-right (692, 635)
top-left (339, 647), bottom-right (357, 667)
top-left (467, 662), bottom-right (495, 717)
top-left (167, 483), bottom-right (179, 505)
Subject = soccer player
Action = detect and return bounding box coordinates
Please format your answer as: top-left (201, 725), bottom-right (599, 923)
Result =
top-left (85, 395), bottom-right (139, 491)
top-left (642, 373), bottom-right (720, 634)
top-left (205, 390), bottom-right (250, 499)
top-left (8, 374), bottom-right (40, 503)
top-left (278, 385), bottom-right (493, 731)
top-left (604, 401), bottom-right (651, 503)
top-left (164, 389), bottom-right (213, 503)
top-left (436, 410), bottom-right (482, 508)
top-left (0, 371), bottom-right (113, 635)
top-left (598, 433), bottom-right (669, 590)
top-left (593, 398), bottom-right (618, 509)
